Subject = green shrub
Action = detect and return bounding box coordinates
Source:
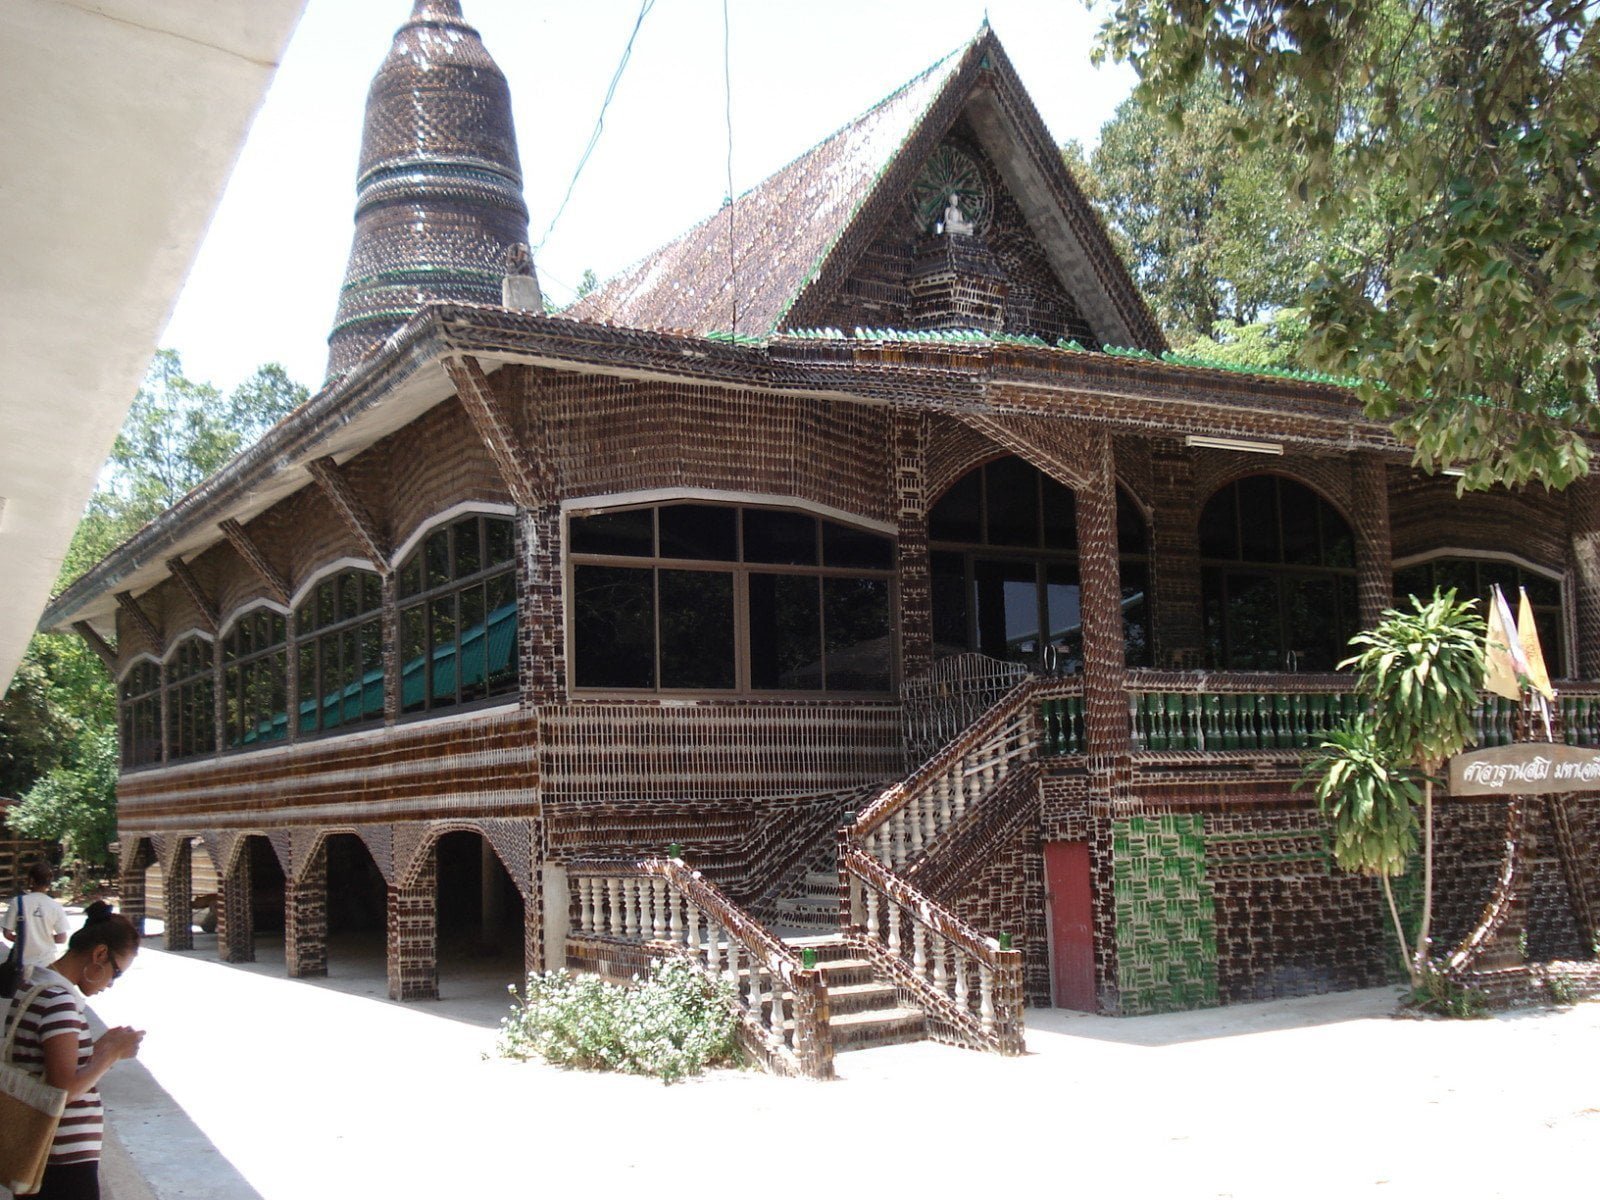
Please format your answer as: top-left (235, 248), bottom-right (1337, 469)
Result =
top-left (1403, 967), bottom-right (1489, 1019)
top-left (1548, 975), bottom-right (1577, 1007)
top-left (498, 958), bottom-right (741, 1083)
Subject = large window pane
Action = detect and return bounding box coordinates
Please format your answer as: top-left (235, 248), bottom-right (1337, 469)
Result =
top-left (1221, 572), bottom-right (1282, 670)
top-left (1115, 490), bottom-right (1147, 556)
top-left (453, 516), bottom-right (482, 579)
top-left (660, 570), bottom-right (735, 689)
top-left (459, 583), bottom-right (488, 702)
top-left (1286, 575), bottom-right (1342, 671)
top-left (400, 606), bottom-right (427, 714)
top-left (974, 559), bottom-right (1039, 663)
top-left (930, 552), bottom-right (969, 657)
top-left (1121, 561), bottom-right (1152, 667)
top-left (1198, 485), bottom-right (1237, 559)
top-left (430, 596), bottom-right (458, 704)
top-left (570, 508), bottom-right (654, 557)
top-left (929, 470), bottom-right (981, 543)
top-left (1044, 562), bottom-right (1082, 672)
top-left (749, 573), bottom-right (822, 690)
top-left (1236, 476), bottom-right (1281, 563)
top-left (425, 529), bottom-right (451, 588)
top-left (659, 505), bottom-right (737, 562)
top-left (985, 457), bottom-right (1039, 547)
top-left (744, 509), bottom-right (817, 565)
top-left (1279, 483), bottom-right (1319, 565)
top-left (573, 565), bottom-right (655, 689)
top-left (823, 577), bottom-right (891, 691)
top-left (1042, 476), bottom-right (1076, 552)
top-left (486, 573), bottom-right (518, 691)
top-left (823, 521), bottom-right (893, 570)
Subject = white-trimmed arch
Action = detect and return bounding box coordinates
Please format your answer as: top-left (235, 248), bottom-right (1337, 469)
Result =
top-left (217, 598), bottom-right (292, 641)
top-left (290, 557), bottom-right (381, 612)
top-left (114, 650), bottom-right (162, 683)
top-left (393, 501), bottom-right (518, 570)
top-left (159, 627), bottom-right (216, 665)
top-left (563, 487), bottom-right (896, 535)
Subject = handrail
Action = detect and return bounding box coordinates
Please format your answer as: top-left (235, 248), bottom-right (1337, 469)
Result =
top-left (839, 842), bottom-right (1025, 1055)
top-left (901, 653), bottom-right (1031, 763)
top-left (853, 675), bottom-right (1039, 865)
top-left (567, 857), bottom-right (833, 1079)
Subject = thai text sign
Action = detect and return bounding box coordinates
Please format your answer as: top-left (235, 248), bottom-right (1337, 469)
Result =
top-left (1449, 744), bottom-right (1600, 796)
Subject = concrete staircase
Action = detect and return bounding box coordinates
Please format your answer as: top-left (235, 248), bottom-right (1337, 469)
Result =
top-left (786, 934), bottom-right (926, 1052)
top-left (771, 868), bottom-right (843, 935)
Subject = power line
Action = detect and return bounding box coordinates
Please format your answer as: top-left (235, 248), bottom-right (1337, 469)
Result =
top-left (535, 0), bottom-right (656, 253)
top-left (723, 0), bottom-right (738, 335)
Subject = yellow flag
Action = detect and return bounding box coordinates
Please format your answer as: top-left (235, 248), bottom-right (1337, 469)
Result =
top-left (1483, 585), bottom-right (1525, 700)
top-left (1517, 587), bottom-right (1556, 699)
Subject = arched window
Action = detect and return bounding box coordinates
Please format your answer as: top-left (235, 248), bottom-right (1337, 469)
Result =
top-left (1199, 475), bottom-right (1356, 670)
top-left (296, 568), bottom-right (385, 734)
top-left (568, 501), bottom-right (895, 693)
top-left (398, 514), bottom-right (517, 714)
top-left (119, 660), bottom-right (161, 768)
top-left (1394, 556), bottom-right (1566, 676)
top-left (165, 636), bottom-right (214, 761)
top-left (222, 608), bottom-right (289, 747)
top-left (927, 456), bottom-right (1151, 670)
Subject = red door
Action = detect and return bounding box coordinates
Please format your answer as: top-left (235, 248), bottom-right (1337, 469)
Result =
top-left (1044, 841), bottom-right (1096, 1011)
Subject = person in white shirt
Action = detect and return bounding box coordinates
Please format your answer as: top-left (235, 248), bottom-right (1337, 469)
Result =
top-left (3, 860), bottom-right (73, 975)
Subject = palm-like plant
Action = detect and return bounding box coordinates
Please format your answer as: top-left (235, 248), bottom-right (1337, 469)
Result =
top-left (1303, 590), bottom-right (1485, 988)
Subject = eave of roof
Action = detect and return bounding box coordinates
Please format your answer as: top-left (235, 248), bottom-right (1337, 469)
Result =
top-left (41, 303), bottom-right (1400, 640)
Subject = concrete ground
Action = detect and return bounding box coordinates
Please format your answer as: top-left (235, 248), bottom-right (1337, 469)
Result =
top-left (12, 928), bottom-right (1600, 1200)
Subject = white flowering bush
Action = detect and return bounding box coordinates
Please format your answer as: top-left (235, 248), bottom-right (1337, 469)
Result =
top-left (498, 958), bottom-right (740, 1083)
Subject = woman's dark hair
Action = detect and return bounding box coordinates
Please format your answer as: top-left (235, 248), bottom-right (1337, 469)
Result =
top-left (26, 861), bottom-right (54, 890)
top-left (66, 901), bottom-right (141, 957)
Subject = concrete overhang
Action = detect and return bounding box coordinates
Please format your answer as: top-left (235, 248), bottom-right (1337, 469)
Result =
top-left (0, 0), bottom-right (306, 693)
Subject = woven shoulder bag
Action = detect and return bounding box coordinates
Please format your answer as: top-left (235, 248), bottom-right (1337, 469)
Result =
top-left (0, 980), bottom-right (69, 1196)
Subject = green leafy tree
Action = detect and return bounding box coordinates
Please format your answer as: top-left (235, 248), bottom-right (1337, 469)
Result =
top-left (0, 657), bottom-right (75, 797)
top-left (1093, 0), bottom-right (1600, 492)
top-left (1303, 591), bottom-right (1484, 988)
top-left (2, 350), bottom-right (311, 863)
top-left (106, 350), bottom-right (240, 519)
top-left (1066, 78), bottom-right (1335, 343)
top-left (9, 728), bottom-right (119, 865)
top-left (227, 362), bottom-right (310, 444)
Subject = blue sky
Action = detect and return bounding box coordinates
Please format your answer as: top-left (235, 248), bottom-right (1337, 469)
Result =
top-left (160, 0), bottom-right (1136, 394)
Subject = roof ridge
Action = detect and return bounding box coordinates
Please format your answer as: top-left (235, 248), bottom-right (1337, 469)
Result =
top-left (572, 33), bottom-right (979, 328)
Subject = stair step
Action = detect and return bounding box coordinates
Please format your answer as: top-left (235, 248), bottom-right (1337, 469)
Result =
top-left (803, 871), bottom-right (840, 892)
top-left (774, 896), bottom-right (836, 917)
top-left (814, 957), bottom-right (878, 987)
top-left (828, 1006), bottom-right (927, 1052)
top-left (783, 934), bottom-right (848, 951)
top-left (825, 980), bottom-right (901, 1015)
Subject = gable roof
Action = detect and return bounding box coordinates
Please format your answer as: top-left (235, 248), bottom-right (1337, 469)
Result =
top-left (569, 27), bottom-right (1165, 352)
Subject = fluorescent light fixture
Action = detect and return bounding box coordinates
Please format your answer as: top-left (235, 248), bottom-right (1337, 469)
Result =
top-left (1184, 435), bottom-right (1283, 455)
top-left (1441, 467), bottom-right (1466, 477)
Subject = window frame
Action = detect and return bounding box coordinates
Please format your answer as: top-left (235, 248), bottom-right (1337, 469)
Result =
top-left (565, 499), bottom-right (899, 698)
top-left (294, 566), bottom-right (386, 737)
top-left (118, 656), bottom-right (163, 769)
top-left (926, 458), bottom-right (1152, 672)
top-left (1392, 550), bottom-right (1569, 678)
top-left (1198, 474), bottom-right (1358, 672)
top-left (163, 633), bottom-right (216, 762)
top-left (396, 511), bottom-right (519, 718)
top-left (219, 603), bottom-right (291, 751)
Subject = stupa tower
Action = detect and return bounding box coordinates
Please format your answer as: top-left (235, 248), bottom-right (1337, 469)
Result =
top-left (326, 0), bottom-right (530, 379)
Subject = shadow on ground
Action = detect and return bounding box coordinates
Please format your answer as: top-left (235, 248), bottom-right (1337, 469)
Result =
top-left (1024, 986), bottom-right (1410, 1048)
top-left (145, 926), bottom-right (524, 1028)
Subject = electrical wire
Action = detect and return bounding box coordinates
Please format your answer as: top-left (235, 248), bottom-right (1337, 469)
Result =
top-left (723, 0), bottom-right (738, 334)
top-left (535, 0), bottom-right (656, 253)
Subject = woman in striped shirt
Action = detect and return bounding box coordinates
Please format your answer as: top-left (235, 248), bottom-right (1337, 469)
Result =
top-left (4, 901), bottom-right (144, 1200)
